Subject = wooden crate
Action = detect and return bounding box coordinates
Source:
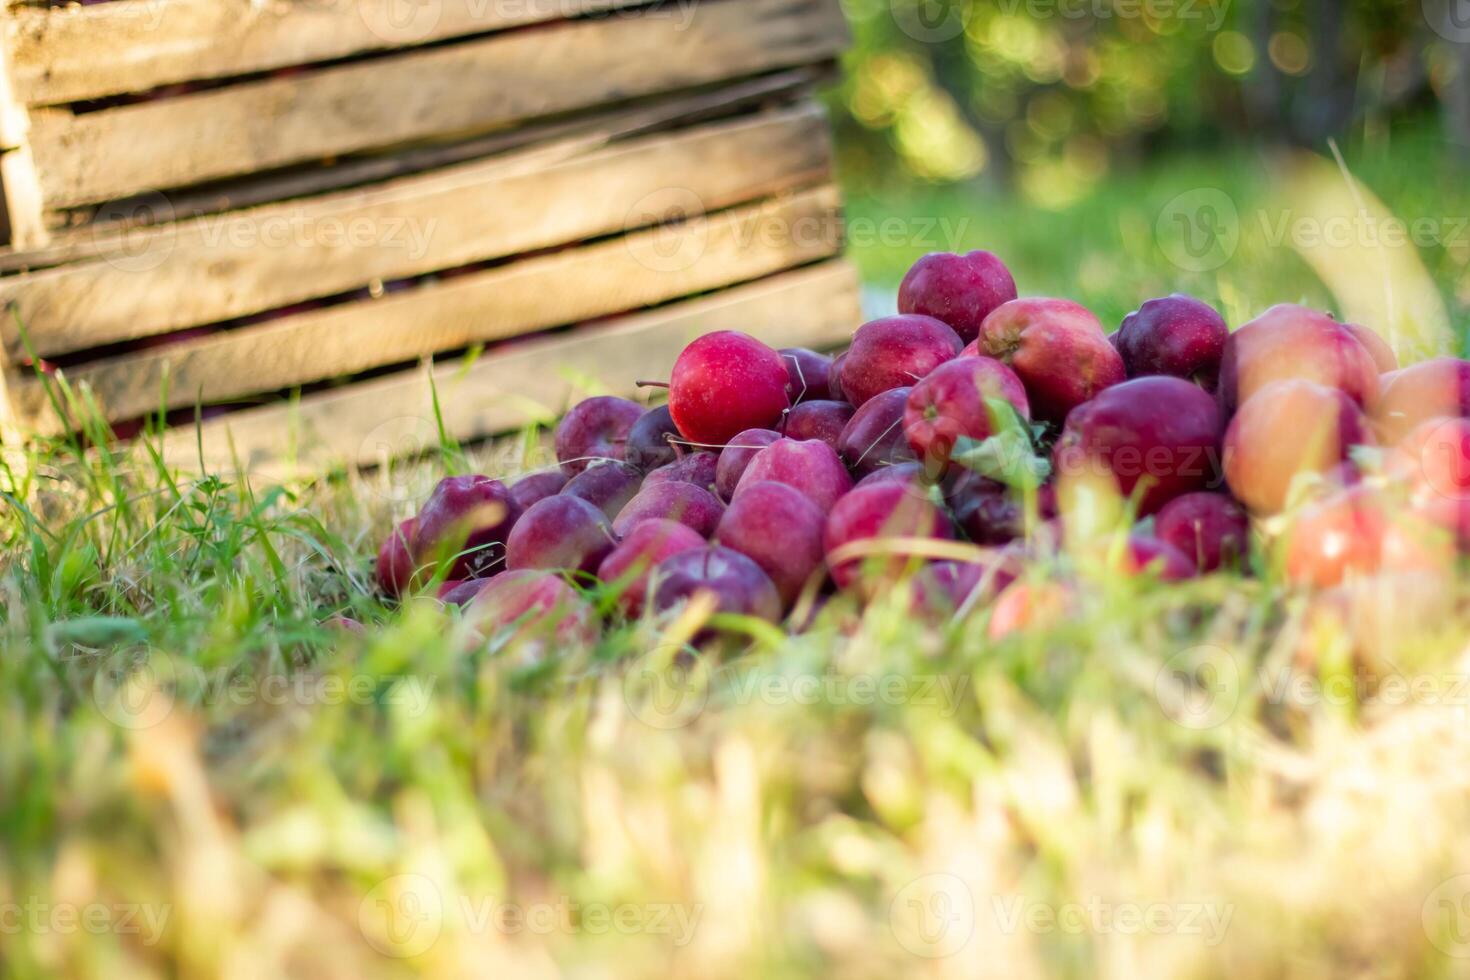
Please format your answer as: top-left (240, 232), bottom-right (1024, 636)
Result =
top-left (0, 0), bottom-right (859, 475)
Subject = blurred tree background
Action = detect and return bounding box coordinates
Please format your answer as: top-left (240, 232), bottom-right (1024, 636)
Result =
top-left (831, 0), bottom-right (1470, 345)
top-left (833, 0), bottom-right (1470, 200)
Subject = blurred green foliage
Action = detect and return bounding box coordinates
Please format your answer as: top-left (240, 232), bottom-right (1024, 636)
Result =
top-left (831, 0), bottom-right (1469, 207)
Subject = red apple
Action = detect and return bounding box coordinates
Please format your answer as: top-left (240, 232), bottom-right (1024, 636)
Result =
top-left (897, 250), bottom-right (1018, 343)
top-left (1343, 322), bottom-right (1397, 373)
top-left (669, 331), bottom-right (790, 446)
top-left (1372, 357), bottom-right (1470, 445)
top-left (973, 298), bottom-right (1125, 425)
top-left (1216, 304), bottom-right (1380, 414)
top-left (823, 482), bottom-right (953, 592)
top-left (505, 495), bottom-right (617, 574)
top-left (1121, 535), bottom-right (1196, 581)
top-left (1223, 380), bottom-right (1372, 514)
top-left (1282, 485), bottom-right (1392, 588)
top-left (735, 438), bottom-right (854, 513)
top-left (597, 519), bottom-right (706, 616)
top-left (903, 356), bottom-right (1030, 472)
top-left (414, 475), bottom-right (520, 578)
top-left (715, 480), bottom-right (827, 606)
top-left (465, 570), bottom-right (599, 653)
top-left (613, 481), bottom-right (724, 538)
top-left (839, 315), bottom-right (962, 407)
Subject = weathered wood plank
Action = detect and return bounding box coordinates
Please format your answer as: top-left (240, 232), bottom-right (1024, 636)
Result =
top-left (0, 68), bottom-right (827, 272)
top-left (1, 103), bottom-right (832, 360)
top-left (8, 0), bottom-right (652, 106)
top-left (16, 186), bottom-right (842, 431)
top-left (27, 0), bottom-right (849, 209)
top-left (156, 259), bottom-right (860, 476)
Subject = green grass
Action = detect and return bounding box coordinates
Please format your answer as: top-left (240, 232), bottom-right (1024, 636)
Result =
top-left (5, 127), bottom-right (1470, 977)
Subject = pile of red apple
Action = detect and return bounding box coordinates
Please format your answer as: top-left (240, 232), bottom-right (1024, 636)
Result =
top-left (374, 249), bottom-right (1470, 647)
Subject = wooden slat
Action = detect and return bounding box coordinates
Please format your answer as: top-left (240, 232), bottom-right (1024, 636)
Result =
top-left (0, 11), bottom-right (48, 254)
top-left (15, 186), bottom-right (842, 432)
top-left (0, 102), bottom-right (832, 360)
top-left (27, 0), bottom-right (849, 209)
top-left (0, 68), bottom-right (827, 271)
top-left (8, 0), bottom-right (652, 106)
top-left (156, 259), bottom-right (860, 476)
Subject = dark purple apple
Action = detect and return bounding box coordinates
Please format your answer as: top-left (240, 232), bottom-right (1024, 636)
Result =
top-left (505, 495), bottom-right (616, 574)
top-left (714, 429), bottom-right (782, 501)
top-left (828, 352), bottom-right (848, 403)
top-left (561, 461), bottom-right (643, 519)
top-left (1154, 492), bottom-right (1250, 572)
top-left (623, 404), bottom-right (682, 472)
top-left (854, 461), bottom-right (930, 490)
top-left (508, 470), bottom-right (568, 512)
top-left (415, 475), bottom-right (520, 578)
top-left (377, 517), bottom-right (419, 597)
top-left (911, 556), bottom-right (1019, 616)
top-left (1052, 376), bottom-right (1223, 516)
top-left (1122, 535), bottom-right (1196, 581)
top-left (782, 399), bottom-right (855, 451)
top-left (596, 519), bottom-right (706, 616)
top-left (839, 315), bottom-right (963, 407)
top-left (554, 395), bottom-right (644, 476)
top-left (838, 387), bottom-right (919, 476)
top-left (780, 347), bottom-right (834, 404)
top-left (898, 250), bottom-right (1018, 343)
top-left (612, 481), bottom-right (725, 538)
top-left (643, 451), bottom-right (719, 495)
top-left (734, 438), bottom-right (854, 512)
top-left (650, 546), bottom-right (783, 624)
top-left (715, 480), bottom-right (827, 605)
top-left (951, 478), bottom-right (1025, 545)
top-left (1114, 294), bottom-right (1229, 389)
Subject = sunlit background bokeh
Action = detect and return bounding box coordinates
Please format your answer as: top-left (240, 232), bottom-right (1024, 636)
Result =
top-left (831, 0), bottom-right (1470, 349)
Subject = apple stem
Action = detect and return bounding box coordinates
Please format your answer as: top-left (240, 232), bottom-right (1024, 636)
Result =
top-left (635, 380), bottom-right (671, 389)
